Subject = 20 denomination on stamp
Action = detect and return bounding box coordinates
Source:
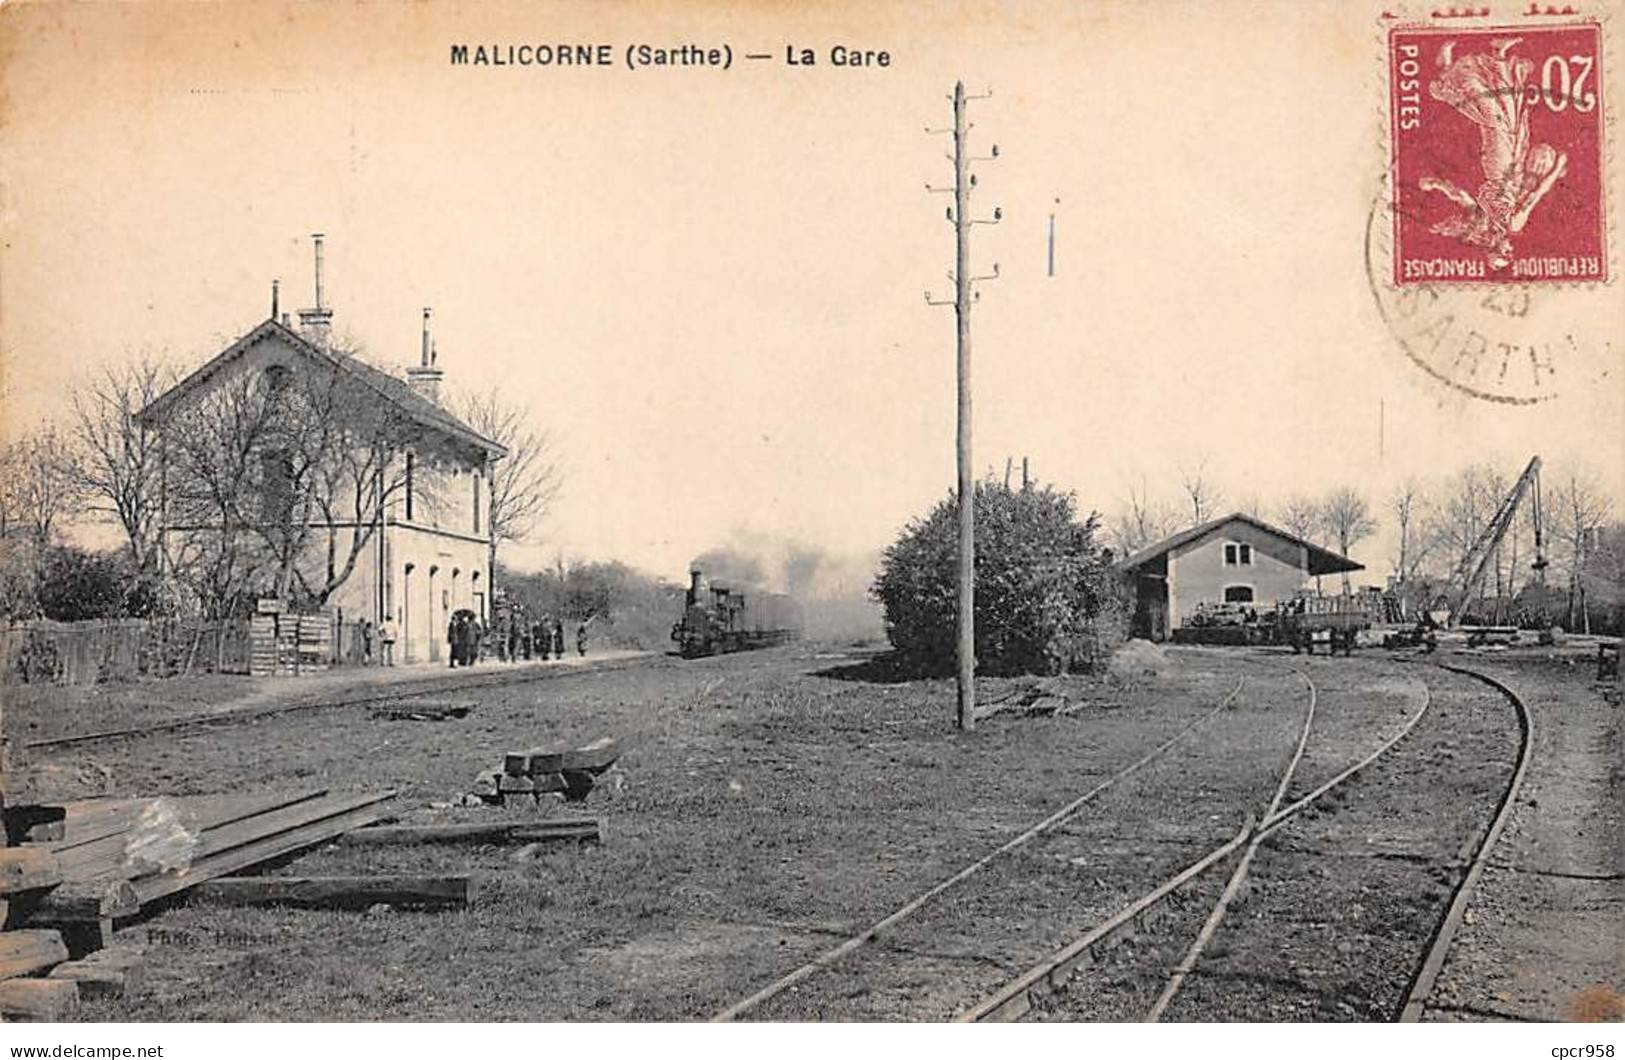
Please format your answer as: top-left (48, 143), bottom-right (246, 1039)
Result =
top-left (1389, 23), bottom-right (1605, 286)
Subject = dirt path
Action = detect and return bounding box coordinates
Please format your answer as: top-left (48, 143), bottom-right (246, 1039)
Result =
top-left (1424, 661), bottom-right (1624, 1022)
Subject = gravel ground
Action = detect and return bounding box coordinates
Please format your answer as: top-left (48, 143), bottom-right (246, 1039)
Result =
top-left (1422, 659), bottom-right (1624, 1023)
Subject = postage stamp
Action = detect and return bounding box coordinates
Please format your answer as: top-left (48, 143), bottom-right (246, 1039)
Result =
top-left (1388, 23), bottom-right (1606, 286)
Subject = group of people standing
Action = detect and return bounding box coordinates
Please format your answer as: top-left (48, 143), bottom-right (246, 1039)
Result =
top-left (348, 609), bottom-right (587, 668)
top-left (459, 608), bottom-right (589, 667)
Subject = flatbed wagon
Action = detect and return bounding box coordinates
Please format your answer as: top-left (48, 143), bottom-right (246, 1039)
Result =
top-left (1277, 596), bottom-right (1371, 656)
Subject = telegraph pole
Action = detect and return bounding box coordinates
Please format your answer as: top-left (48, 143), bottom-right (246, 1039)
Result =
top-left (927, 81), bottom-right (1000, 732)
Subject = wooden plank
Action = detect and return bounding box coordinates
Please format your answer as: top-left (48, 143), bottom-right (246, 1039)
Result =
top-left (131, 795), bottom-right (395, 905)
top-left (559, 736), bottom-right (621, 773)
top-left (339, 818), bottom-right (601, 846)
top-left (497, 773), bottom-right (567, 794)
top-left (0, 929), bottom-right (70, 980)
top-left (48, 951), bottom-right (144, 1001)
top-left (55, 789), bottom-right (331, 882)
top-left (506, 736), bottom-right (622, 777)
top-left (0, 848), bottom-right (63, 895)
top-left (503, 747), bottom-right (549, 777)
top-left (28, 878), bottom-right (141, 922)
top-left (183, 791), bottom-right (394, 864)
top-left (191, 874), bottom-right (470, 910)
top-left (51, 790), bottom-right (327, 876)
top-left (0, 978), bottom-right (79, 1021)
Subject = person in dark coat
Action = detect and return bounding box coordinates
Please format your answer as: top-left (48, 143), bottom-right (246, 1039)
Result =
top-left (447, 613), bottom-right (461, 667)
top-left (534, 619), bottom-right (550, 661)
top-left (552, 618), bottom-right (565, 659)
top-left (576, 622), bottom-right (588, 657)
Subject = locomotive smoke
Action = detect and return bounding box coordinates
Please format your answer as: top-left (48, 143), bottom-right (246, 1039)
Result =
top-left (689, 534), bottom-right (884, 644)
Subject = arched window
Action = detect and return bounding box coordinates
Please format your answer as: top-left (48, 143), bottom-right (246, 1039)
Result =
top-left (1224, 585), bottom-right (1255, 603)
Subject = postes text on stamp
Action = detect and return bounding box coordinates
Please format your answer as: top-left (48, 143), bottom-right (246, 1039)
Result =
top-left (1389, 23), bottom-right (1605, 286)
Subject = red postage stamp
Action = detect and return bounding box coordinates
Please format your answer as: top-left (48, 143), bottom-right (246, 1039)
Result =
top-left (1389, 23), bottom-right (1606, 286)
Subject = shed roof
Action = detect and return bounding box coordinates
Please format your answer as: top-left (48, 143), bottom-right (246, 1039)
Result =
top-left (136, 317), bottom-right (507, 458)
top-left (1113, 512), bottom-right (1364, 577)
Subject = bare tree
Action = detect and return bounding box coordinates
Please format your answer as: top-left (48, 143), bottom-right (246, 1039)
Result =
top-left (455, 388), bottom-right (562, 579)
top-left (69, 357), bottom-right (174, 588)
top-left (1429, 463), bottom-right (1513, 616)
top-left (1549, 468), bottom-right (1615, 632)
top-left (1178, 458), bottom-right (1223, 527)
top-left (1110, 476), bottom-right (1179, 555)
top-left (159, 348), bottom-right (429, 615)
top-left (1319, 487), bottom-right (1377, 594)
top-left (162, 372), bottom-right (281, 618)
top-left (1388, 478), bottom-right (1439, 583)
top-left (1276, 494), bottom-right (1322, 543)
top-left (0, 427), bottom-right (86, 617)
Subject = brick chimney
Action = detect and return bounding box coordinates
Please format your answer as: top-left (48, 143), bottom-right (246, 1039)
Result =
top-left (406, 306), bottom-right (444, 404)
top-left (296, 233), bottom-right (334, 346)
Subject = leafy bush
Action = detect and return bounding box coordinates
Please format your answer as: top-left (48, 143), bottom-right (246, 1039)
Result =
top-left (872, 480), bottom-right (1126, 676)
top-left (36, 547), bottom-right (127, 621)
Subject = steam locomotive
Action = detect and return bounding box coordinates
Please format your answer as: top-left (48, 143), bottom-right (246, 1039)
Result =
top-left (671, 567), bottom-right (803, 657)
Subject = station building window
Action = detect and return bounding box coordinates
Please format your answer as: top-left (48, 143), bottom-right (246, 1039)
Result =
top-left (1224, 543), bottom-right (1253, 566)
top-left (1224, 585), bottom-right (1255, 603)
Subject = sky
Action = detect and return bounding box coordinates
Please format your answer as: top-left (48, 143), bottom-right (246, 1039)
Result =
top-left (2, 0), bottom-right (1620, 586)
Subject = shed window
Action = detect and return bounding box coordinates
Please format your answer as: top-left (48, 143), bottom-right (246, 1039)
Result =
top-left (1224, 543), bottom-right (1252, 566)
top-left (1224, 585), bottom-right (1255, 603)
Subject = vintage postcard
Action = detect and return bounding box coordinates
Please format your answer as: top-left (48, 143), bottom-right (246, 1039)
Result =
top-left (0, 0), bottom-right (1620, 1039)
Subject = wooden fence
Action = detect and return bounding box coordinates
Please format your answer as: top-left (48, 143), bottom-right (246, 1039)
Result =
top-left (0, 617), bottom-right (256, 686)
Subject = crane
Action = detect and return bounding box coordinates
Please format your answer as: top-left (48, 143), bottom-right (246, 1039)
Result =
top-left (1440, 455), bottom-right (1548, 629)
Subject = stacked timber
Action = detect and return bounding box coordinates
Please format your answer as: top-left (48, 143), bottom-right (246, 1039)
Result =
top-left (248, 614), bottom-right (279, 677)
top-left (0, 787), bottom-right (396, 997)
top-left (296, 614), bottom-right (331, 673)
top-left (473, 736), bottom-right (625, 805)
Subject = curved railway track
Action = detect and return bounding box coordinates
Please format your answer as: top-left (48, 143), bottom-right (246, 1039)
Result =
top-left (957, 656), bottom-right (1530, 1024)
top-left (1398, 663), bottom-right (1534, 1022)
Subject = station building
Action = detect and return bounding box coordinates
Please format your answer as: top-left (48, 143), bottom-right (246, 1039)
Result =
top-left (137, 239), bottom-right (506, 665)
top-left (1114, 513), bottom-right (1364, 641)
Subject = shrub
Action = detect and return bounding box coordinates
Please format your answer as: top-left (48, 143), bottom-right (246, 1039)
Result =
top-left (872, 480), bottom-right (1126, 676)
top-left (36, 547), bottom-right (126, 621)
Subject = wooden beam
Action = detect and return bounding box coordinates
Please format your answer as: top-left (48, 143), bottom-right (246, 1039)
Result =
top-left (370, 700), bottom-right (474, 721)
top-left (559, 736), bottom-right (621, 773)
top-left (497, 773), bottom-right (567, 795)
top-left (0, 978), bottom-right (80, 1021)
top-left (339, 819), bottom-right (600, 846)
top-left (505, 736), bottom-right (623, 777)
top-left (0, 929), bottom-right (70, 981)
top-left (0, 848), bottom-right (62, 895)
top-left (49, 950), bottom-right (145, 1001)
top-left (28, 879), bottom-right (141, 922)
top-left (190, 874), bottom-right (470, 910)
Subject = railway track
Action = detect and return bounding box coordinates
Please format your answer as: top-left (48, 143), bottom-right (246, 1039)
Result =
top-left (714, 657), bottom-right (1317, 1021)
top-left (955, 657), bottom-right (1529, 1024)
top-left (22, 652), bottom-right (661, 754)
